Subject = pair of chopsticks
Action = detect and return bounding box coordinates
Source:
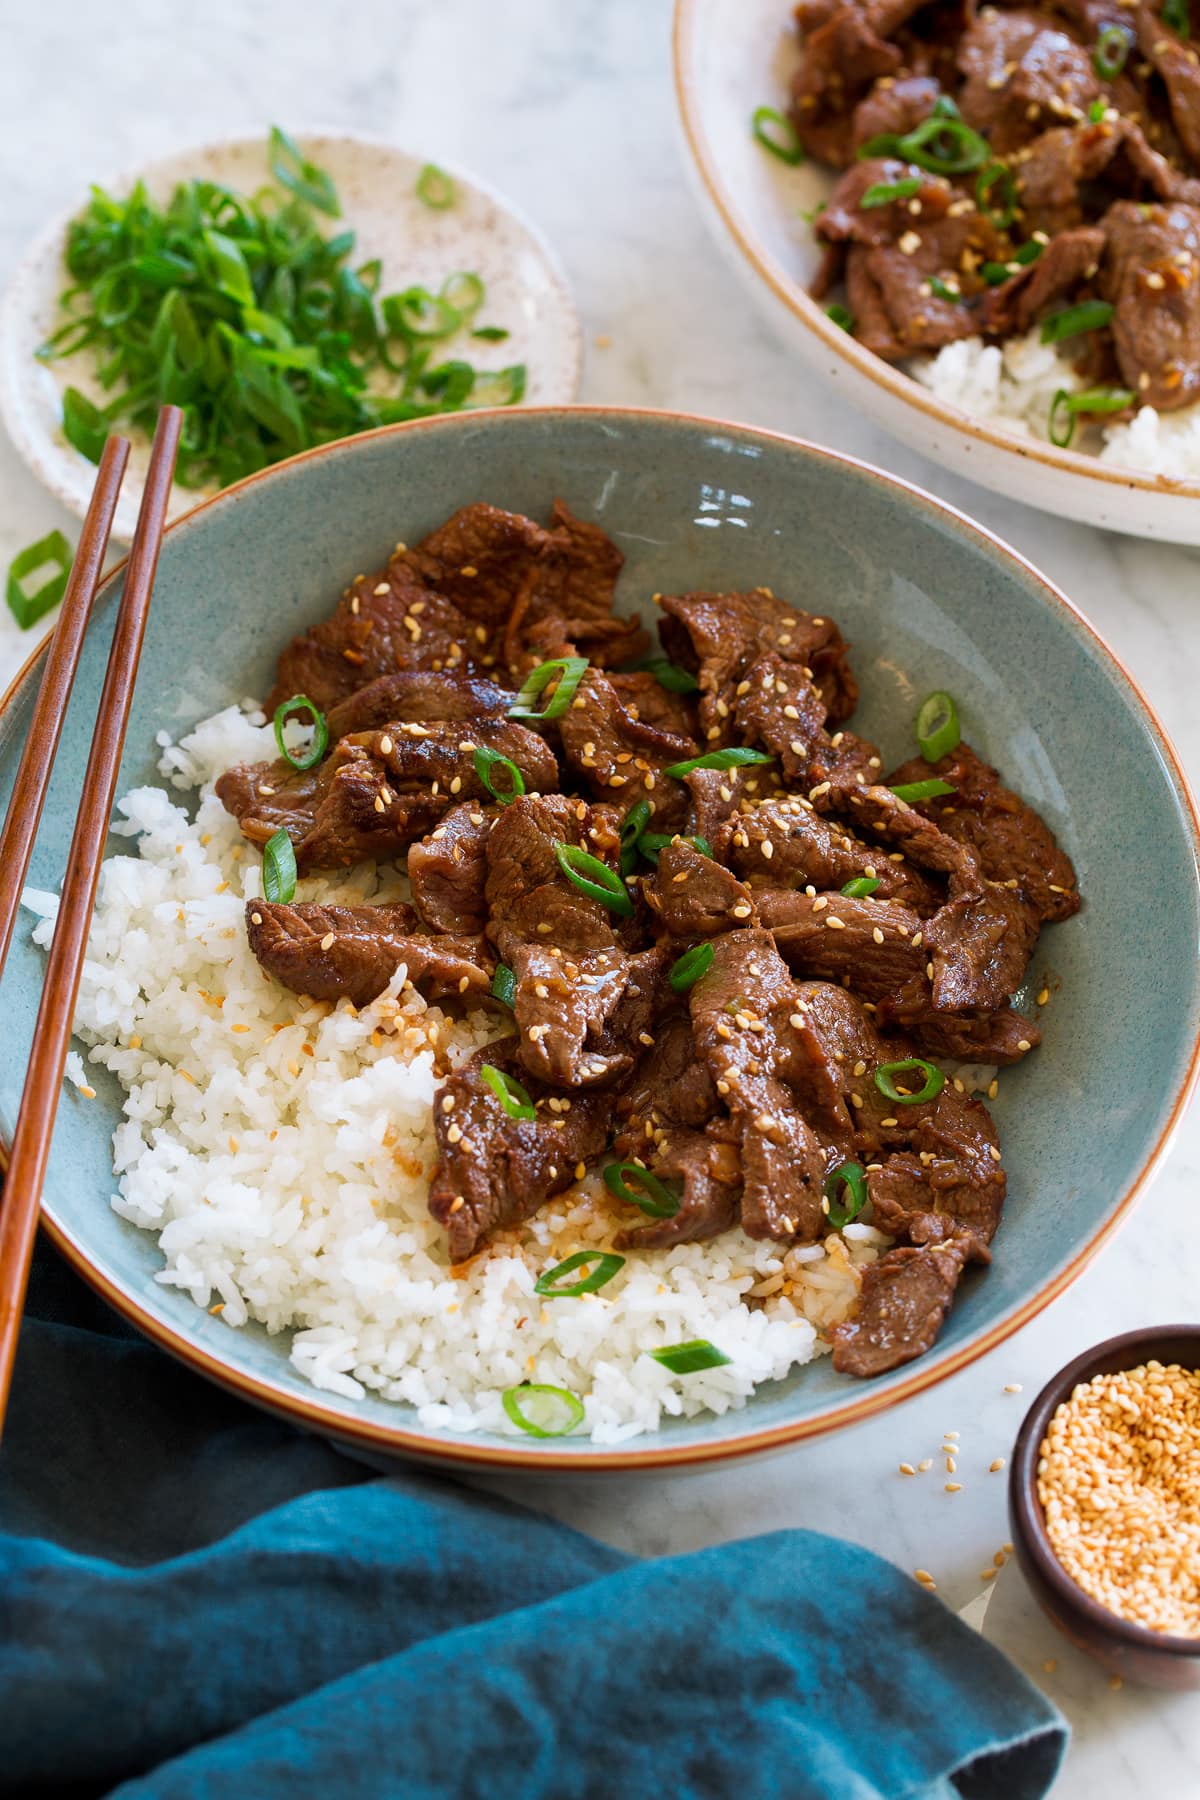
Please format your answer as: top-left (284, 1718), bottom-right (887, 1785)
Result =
top-left (0, 405), bottom-right (182, 1439)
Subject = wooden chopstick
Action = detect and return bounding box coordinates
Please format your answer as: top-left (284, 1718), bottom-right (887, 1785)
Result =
top-left (0, 435), bottom-right (130, 974)
top-left (0, 405), bottom-right (182, 1435)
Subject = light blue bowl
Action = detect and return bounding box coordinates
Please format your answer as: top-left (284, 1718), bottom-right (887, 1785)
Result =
top-left (2, 409), bottom-right (1197, 1471)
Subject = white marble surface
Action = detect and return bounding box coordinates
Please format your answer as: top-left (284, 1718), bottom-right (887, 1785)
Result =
top-left (2, 2), bottom-right (1197, 1791)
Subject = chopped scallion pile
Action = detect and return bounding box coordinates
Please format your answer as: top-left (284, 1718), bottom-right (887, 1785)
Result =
top-left (37, 130), bottom-right (521, 491)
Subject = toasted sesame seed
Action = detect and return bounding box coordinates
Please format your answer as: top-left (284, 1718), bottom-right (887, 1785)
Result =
top-left (990, 1458), bottom-right (1006, 1473)
top-left (917, 1458), bottom-right (933, 1472)
top-left (1004, 1383), bottom-right (1023, 1393)
top-left (899, 1462), bottom-right (916, 1476)
top-left (251, 912), bottom-right (263, 925)
top-left (945, 1482), bottom-right (962, 1493)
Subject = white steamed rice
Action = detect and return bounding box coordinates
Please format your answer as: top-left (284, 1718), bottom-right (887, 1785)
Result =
top-left (25, 700), bottom-right (897, 1444)
top-left (913, 328), bottom-right (1200, 477)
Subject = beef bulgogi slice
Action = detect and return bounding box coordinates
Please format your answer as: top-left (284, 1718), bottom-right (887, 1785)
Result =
top-left (816, 159), bottom-right (961, 250)
top-left (557, 669), bottom-right (698, 825)
top-left (1015, 117), bottom-right (1200, 238)
top-left (323, 671), bottom-right (514, 739)
top-left (730, 650), bottom-right (883, 789)
top-left (906, 1005), bottom-right (1041, 1064)
top-left (1135, 8), bottom-right (1200, 169)
top-left (979, 225), bottom-right (1106, 337)
top-left (689, 929), bottom-right (831, 1241)
top-left (219, 717), bottom-right (558, 872)
top-left (851, 73), bottom-right (942, 151)
top-left (957, 9), bottom-right (1102, 154)
top-left (484, 793), bottom-right (623, 952)
top-left (831, 1232), bottom-right (987, 1376)
top-left (614, 1130), bottom-right (741, 1251)
top-left (407, 803), bottom-right (493, 935)
top-left (509, 943), bottom-right (668, 1089)
top-left (1099, 200), bottom-right (1200, 412)
top-left (504, 501), bottom-right (649, 675)
top-left (244, 900), bottom-right (494, 1006)
top-left (610, 671), bottom-right (699, 739)
top-left (657, 588), bottom-right (858, 731)
top-left (428, 1047), bottom-right (611, 1263)
top-left (924, 869), bottom-right (1042, 1013)
top-left (886, 742), bottom-right (1080, 920)
top-left (790, 3), bottom-right (905, 165)
top-left (716, 793), bottom-right (941, 909)
top-left (757, 888), bottom-right (928, 998)
top-left (642, 840), bottom-right (758, 937)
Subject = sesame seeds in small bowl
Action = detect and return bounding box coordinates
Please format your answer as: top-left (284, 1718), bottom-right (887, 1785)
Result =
top-left (1009, 1327), bottom-right (1200, 1690)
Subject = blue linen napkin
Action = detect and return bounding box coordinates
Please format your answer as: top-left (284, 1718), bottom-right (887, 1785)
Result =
top-left (0, 1239), bottom-right (1067, 1799)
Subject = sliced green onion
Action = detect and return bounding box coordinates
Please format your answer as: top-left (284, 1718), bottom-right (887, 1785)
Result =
top-left (824, 1161), bottom-right (868, 1229)
top-left (554, 842), bottom-right (633, 916)
top-left (62, 387), bottom-right (108, 463)
top-left (620, 799), bottom-right (653, 876)
top-left (1089, 97), bottom-right (1108, 122)
top-left (799, 199), bottom-right (827, 224)
top-left (976, 161), bottom-right (1018, 230)
top-left (928, 276), bottom-right (961, 303)
top-left (469, 363), bottom-right (526, 407)
top-left (861, 176), bottom-right (923, 209)
top-left (840, 876), bottom-right (881, 898)
top-left (915, 690), bottom-right (960, 762)
top-left (262, 827), bottom-right (297, 904)
top-left (416, 162), bottom-right (457, 209)
top-left (441, 270), bottom-right (484, 318)
top-left (897, 113), bottom-right (990, 174)
top-left (827, 303), bottom-right (855, 332)
top-left (1094, 22), bottom-right (1132, 75)
top-left (534, 1251), bottom-right (626, 1298)
top-left (751, 105), bottom-right (805, 165)
top-left (502, 1383), bottom-right (585, 1437)
top-left (648, 1340), bottom-right (732, 1374)
top-left (874, 1057), bottom-right (946, 1105)
top-left (272, 694), bottom-right (328, 770)
top-left (1163, 0), bottom-right (1189, 37)
top-left (491, 964), bottom-right (516, 1008)
top-left (669, 942), bottom-right (715, 992)
top-left (932, 95), bottom-right (961, 120)
top-left (479, 1062), bottom-right (536, 1121)
top-left (509, 656), bottom-right (589, 721)
top-left (471, 324), bottom-right (510, 342)
top-left (1048, 386), bottom-right (1134, 448)
top-left (269, 126), bottom-right (340, 215)
top-left (1040, 301), bottom-right (1115, 345)
top-left (891, 777), bottom-right (956, 803)
top-left (664, 746), bottom-right (774, 779)
top-left (602, 1162), bottom-right (681, 1218)
top-left (643, 655), bottom-right (699, 694)
top-left (6, 530), bottom-right (73, 630)
top-left (473, 744), bottom-right (526, 805)
top-left (857, 133), bottom-right (904, 159)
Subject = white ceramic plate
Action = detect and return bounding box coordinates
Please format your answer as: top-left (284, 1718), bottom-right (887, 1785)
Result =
top-left (673, 0), bottom-right (1200, 543)
top-left (0, 131), bottom-right (582, 543)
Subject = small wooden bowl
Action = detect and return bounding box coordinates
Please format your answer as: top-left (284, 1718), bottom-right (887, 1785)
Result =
top-left (1009, 1326), bottom-right (1200, 1690)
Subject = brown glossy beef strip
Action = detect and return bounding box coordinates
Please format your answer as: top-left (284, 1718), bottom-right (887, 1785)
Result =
top-left (407, 803), bottom-right (493, 935)
top-left (689, 929), bottom-right (831, 1242)
top-left (428, 1046), bottom-right (612, 1263)
top-left (791, 3), bottom-right (904, 164)
top-left (887, 742), bottom-right (1080, 920)
top-left (484, 794), bottom-right (623, 952)
top-left (957, 9), bottom-right (1102, 154)
top-left (1136, 7), bottom-right (1200, 168)
top-left (716, 793), bottom-right (940, 909)
top-left (978, 226), bottom-right (1106, 337)
top-left (906, 1004), bottom-right (1041, 1065)
top-left (244, 901), bottom-right (494, 1007)
top-left (924, 865), bottom-right (1042, 1013)
top-left (219, 716), bottom-right (557, 872)
top-left (758, 887), bottom-right (928, 999)
top-left (642, 840), bottom-right (758, 937)
top-left (1099, 200), bottom-right (1200, 412)
top-left (509, 943), bottom-right (667, 1090)
top-left (324, 671), bottom-right (514, 740)
top-left (831, 1232), bottom-right (986, 1376)
top-left (614, 1129), bottom-right (741, 1251)
top-left (504, 501), bottom-right (649, 674)
top-left (851, 73), bottom-right (942, 151)
top-left (557, 668), bottom-right (698, 826)
top-left (657, 588), bottom-right (858, 731)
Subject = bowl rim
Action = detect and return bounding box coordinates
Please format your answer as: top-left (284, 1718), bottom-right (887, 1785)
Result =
top-left (4, 401), bottom-right (1200, 1472)
top-left (1009, 1325), bottom-right (1200, 1657)
top-left (671, 0), bottom-right (1200, 506)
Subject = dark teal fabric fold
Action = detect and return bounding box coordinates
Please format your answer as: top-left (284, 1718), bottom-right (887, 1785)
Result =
top-left (0, 1241), bottom-right (1067, 1799)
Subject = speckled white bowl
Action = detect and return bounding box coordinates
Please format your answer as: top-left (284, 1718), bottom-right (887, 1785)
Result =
top-left (673, 0), bottom-right (1200, 543)
top-left (0, 130), bottom-right (582, 542)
